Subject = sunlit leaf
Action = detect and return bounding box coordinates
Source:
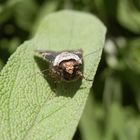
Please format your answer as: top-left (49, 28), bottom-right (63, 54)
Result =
top-left (0, 10), bottom-right (106, 140)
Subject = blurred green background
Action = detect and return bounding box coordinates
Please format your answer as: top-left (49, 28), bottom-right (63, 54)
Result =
top-left (0, 0), bottom-right (140, 140)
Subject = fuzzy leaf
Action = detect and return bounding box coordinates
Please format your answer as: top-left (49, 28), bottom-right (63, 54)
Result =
top-left (0, 10), bottom-right (106, 140)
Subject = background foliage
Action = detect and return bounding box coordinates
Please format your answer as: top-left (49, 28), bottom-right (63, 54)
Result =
top-left (0, 0), bottom-right (140, 140)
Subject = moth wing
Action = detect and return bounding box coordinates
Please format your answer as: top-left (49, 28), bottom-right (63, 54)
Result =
top-left (83, 48), bottom-right (102, 58)
top-left (73, 50), bottom-right (83, 58)
top-left (34, 50), bottom-right (58, 62)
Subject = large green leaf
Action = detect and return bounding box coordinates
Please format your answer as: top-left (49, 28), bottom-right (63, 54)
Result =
top-left (0, 10), bottom-right (106, 140)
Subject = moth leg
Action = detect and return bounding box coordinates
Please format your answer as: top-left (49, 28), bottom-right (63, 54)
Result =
top-left (77, 71), bottom-right (93, 82)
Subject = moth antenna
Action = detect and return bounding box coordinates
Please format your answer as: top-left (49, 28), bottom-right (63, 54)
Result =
top-left (83, 48), bottom-right (102, 58)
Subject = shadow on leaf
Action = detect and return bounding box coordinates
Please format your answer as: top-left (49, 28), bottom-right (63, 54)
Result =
top-left (34, 55), bottom-right (82, 97)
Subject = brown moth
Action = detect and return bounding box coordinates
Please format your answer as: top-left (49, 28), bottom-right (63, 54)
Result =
top-left (35, 50), bottom-right (83, 81)
top-left (35, 48), bottom-right (101, 82)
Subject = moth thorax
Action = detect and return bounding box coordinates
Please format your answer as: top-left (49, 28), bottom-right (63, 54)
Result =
top-left (53, 52), bottom-right (82, 67)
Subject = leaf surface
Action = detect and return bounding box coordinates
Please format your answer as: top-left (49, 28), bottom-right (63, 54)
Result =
top-left (0, 10), bottom-right (106, 140)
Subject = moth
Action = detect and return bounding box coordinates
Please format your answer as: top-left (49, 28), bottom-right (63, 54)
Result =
top-left (35, 50), bottom-right (84, 82)
top-left (35, 49), bottom-right (100, 82)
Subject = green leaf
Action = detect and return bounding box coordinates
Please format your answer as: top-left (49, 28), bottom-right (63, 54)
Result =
top-left (80, 94), bottom-right (104, 140)
top-left (125, 38), bottom-right (140, 74)
top-left (0, 10), bottom-right (106, 140)
top-left (117, 0), bottom-right (140, 33)
top-left (104, 103), bottom-right (126, 140)
top-left (123, 38), bottom-right (140, 109)
top-left (32, 0), bottom-right (59, 36)
top-left (104, 104), bottom-right (140, 140)
top-left (14, 0), bottom-right (38, 31)
top-left (0, 0), bottom-right (18, 24)
top-left (123, 117), bottom-right (140, 140)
